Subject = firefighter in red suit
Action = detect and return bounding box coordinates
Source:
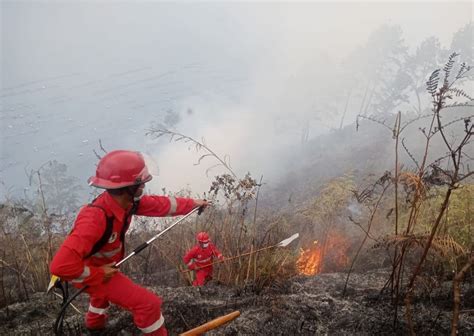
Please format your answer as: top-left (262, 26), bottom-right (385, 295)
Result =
top-left (50, 150), bottom-right (208, 335)
top-left (183, 232), bottom-right (224, 286)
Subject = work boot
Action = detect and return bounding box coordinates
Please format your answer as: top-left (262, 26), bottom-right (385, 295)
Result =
top-left (86, 328), bottom-right (106, 336)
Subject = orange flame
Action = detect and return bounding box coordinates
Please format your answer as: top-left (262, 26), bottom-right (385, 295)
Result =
top-left (296, 231), bottom-right (350, 276)
top-left (296, 240), bottom-right (323, 275)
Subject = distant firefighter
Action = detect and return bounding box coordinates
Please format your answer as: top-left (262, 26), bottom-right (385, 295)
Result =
top-left (183, 232), bottom-right (223, 286)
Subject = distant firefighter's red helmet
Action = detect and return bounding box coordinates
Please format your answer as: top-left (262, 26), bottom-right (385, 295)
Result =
top-left (196, 232), bottom-right (210, 243)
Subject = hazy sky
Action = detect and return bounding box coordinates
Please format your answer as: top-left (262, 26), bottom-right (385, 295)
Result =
top-left (1, 1), bottom-right (472, 198)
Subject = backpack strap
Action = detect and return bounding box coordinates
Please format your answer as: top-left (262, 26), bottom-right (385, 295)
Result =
top-left (84, 204), bottom-right (115, 259)
top-left (84, 200), bottom-right (140, 259)
top-left (119, 200), bottom-right (140, 248)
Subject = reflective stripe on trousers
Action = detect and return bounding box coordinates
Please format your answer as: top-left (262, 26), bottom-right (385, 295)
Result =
top-left (88, 304), bottom-right (108, 315)
top-left (139, 314), bottom-right (165, 333)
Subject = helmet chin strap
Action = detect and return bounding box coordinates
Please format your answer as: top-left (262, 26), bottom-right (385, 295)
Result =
top-left (126, 185), bottom-right (141, 201)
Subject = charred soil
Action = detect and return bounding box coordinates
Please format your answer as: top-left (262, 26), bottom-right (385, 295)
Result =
top-left (1, 269), bottom-right (473, 335)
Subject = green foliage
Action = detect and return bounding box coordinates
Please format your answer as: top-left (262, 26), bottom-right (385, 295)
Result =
top-left (299, 174), bottom-right (355, 242)
top-left (415, 184), bottom-right (473, 249)
top-left (301, 174), bottom-right (355, 221)
top-left (447, 185), bottom-right (473, 248)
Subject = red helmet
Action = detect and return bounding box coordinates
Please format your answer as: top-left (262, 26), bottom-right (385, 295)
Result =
top-left (88, 150), bottom-right (152, 189)
top-left (196, 232), bottom-right (210, 243)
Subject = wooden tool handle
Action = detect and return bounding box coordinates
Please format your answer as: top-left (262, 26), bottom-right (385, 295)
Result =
top-left (179, 311), bottom-right (241, 335)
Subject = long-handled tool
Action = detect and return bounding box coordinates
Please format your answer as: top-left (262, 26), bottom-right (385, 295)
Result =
top-left (51, 205), bottom-right (204, 335)
top-left (179, 311), bottom-right (241, 336)
top-left (182, 233), bottom-right (299, 273)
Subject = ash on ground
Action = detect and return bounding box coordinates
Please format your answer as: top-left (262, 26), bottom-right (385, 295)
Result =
top-left (1, 269), bottom-right (473, 335)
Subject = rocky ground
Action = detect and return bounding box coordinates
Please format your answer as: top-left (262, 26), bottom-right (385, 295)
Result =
top-left (1, 269), bottom-right (473, 335)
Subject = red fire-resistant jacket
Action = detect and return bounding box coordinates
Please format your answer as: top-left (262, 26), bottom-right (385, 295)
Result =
top-left (50, 192), bottom-right (196, 287)
top-left (183, 243), bottom-right (222, 270)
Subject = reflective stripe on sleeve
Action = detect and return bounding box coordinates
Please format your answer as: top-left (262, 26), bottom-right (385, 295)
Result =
top-left (197, 257), bottom-right (212, 263)
top-left (167, 197), bottom-right (177, 215)
top-left (71, 266), bottom-right (91, 283)
top-left (92, 244), bottom-right (122, 258)
top-left (88, 304), bottom-right (108, 315)
top-left (139, 314), bottom-right (165, 333)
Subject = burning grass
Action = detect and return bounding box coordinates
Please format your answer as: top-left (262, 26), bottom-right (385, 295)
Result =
top-left (297, 230), bottom-right (351, 276)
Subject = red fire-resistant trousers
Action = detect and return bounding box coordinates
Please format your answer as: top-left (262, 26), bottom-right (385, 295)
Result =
top-left (84, 272), bottom-right (167, 335)
top-left (193, 267), bottom-right (213, 286)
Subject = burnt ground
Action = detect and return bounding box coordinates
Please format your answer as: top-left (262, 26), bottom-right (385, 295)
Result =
top-left (1, 269), bottom-right (473, 335)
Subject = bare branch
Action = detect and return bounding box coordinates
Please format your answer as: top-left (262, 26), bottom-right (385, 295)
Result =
top-left (99, 139), bottom-right (107, 154)
top-left (431, 115), bottom-right (474, 136)
top-left (435, 105), bottom-right (454, 153)
top-left (442, 103), bottom-right (474, 110)
top-left (92, 150), bottom-right (102, 160)
top-left (401, 138), bottom-right (420, 170)
top-left (400, 114), bottom-right (432, 133)
top-left (195, 153), bottom-right (214, 166)
top-left (348, 216), bottom-right (379, 242)
top-left (356, 114), bottom-right (392, 131)
top-left (426, 152), bottom-right (452, 168)
top-left (146, 128), bottom-right (237, 177)
top-left (457, 171), bottom-right (474, 183)
top-left (205, 163), bottom-right (225, 177)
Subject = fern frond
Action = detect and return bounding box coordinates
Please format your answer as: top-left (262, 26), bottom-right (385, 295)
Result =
top-left (430, 235), bottom-right (466, 257)
top-left (399, 171), bottom-right (425, 197)
top-left (373, 234), bottom-right (466, 258)
top-left (447, 88), bottom-right (474, 101)
top-left (426, 69), bottom-right (440, 96)
top-left (443, 52), bottom-right (459, 85)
